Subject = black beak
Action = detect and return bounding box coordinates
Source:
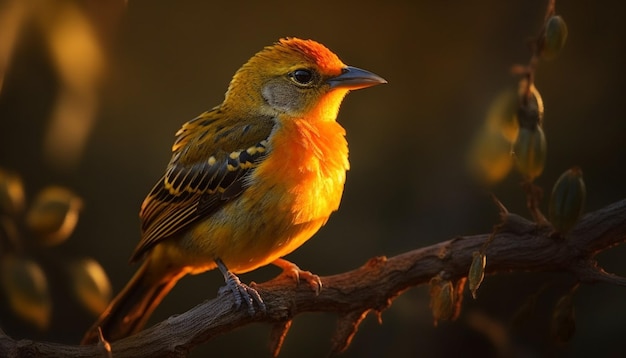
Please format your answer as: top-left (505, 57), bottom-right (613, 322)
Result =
top-left (327, 66), bottom-right (387, 90)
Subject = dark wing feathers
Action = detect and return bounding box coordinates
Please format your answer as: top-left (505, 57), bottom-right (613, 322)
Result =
top-left (130, 112), bottom-right (274, 262)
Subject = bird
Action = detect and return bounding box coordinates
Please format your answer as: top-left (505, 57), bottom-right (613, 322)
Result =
top-left (81, 37), bottom-right (386, 345)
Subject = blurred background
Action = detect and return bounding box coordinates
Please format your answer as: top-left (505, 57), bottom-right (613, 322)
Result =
top-left (1, 0), bottom-right (625, 356)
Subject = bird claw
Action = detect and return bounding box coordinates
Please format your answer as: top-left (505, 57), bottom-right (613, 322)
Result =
top-left (219, 271), bottom-right (266, 314)
top-left (293, 269), bottom-right (322, 295)
top-left (273, 258), bottom-right (322, 295)
top-left (216, 259), bottom-right (266, 314)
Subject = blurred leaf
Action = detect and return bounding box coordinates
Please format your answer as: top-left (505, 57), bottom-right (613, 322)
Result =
top-left (468, 129), bottom-right (514, 185)
top-left (0, 216), bottom-right (20, 254)
top-left (26, 186), bottom-right (82, 246)
top-left (549, 167), bottom-right (586, 235)
top-left (68, 258), bottom-right (112, 316)
top-left (486, 87), bottom-right (519, 143)
top-left (514, 126), bottom-right (547, 181)
top-left (551, 290), bottom-right (576, 343)
top-left (511, 283), bottom-right (548, 328)
top-left (0, 169), bottom-right (25, 216)
top-left (466, 310), bottom-right (512, 357)
top-left (0, 0), bottom-right (26, 94)
top-left (0, 254), bottom-right (51, 330)
top-left (36, 0), bottom-right (105, 170)
top-left (468, 81), bottom-right (545, 185)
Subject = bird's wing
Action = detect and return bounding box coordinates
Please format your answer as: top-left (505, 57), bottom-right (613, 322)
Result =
top-left (130, 110), bottom-right (275, 262)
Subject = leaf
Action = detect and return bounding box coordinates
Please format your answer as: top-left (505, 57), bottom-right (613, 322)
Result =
top-left (26, 186), bottom-right (83, 246)
top-left (468, 251), bottom-right (486, 299)
top-left (68, 257), bottom-right (112, 316)
top-left (0, 255), bottom-right (51, 330)
top-left (429, 275), bottom-right (455, 326)
top-left (0, 169), bottom-right (24, 216)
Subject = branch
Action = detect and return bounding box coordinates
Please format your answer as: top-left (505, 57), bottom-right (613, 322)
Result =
top-left (1, 198), bottom-right (625, 358)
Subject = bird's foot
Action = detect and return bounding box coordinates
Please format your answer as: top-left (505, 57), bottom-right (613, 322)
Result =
top-left (216, 259), bottom-right (266, 315)
top-left (272, 258), bottom-right (322, 295)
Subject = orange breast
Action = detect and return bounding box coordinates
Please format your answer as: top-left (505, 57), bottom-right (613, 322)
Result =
top-left (258, 116), bottom-right (349, 221)
top-left (217, 116), bottom-right (348, 272)
top-left (177, 111), bottom-right (350, 274)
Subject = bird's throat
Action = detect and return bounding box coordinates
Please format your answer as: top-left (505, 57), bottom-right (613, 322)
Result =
top-left (256, 114), bottom-right (349, 225)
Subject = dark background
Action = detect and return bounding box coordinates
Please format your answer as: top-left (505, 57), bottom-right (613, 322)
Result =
top-left (1, 0), bottom-right (625, 357)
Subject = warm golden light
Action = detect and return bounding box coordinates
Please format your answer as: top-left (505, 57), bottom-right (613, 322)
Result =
top-left (37, 1), bottom-right (105, 169)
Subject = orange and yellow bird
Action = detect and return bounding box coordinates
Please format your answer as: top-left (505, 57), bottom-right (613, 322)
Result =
top-left (81, 37), bottom-right (386, 344)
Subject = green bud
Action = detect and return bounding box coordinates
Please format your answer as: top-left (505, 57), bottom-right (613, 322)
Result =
top-left (514, 125), bottom-right (547, 181)
top-left (549, 167), bottom-right (586, 234)
top-left (516, 81), bottom-right (544, 129)
top-left (542, 15), bottom-right (568, 60)
top-left (468, 251), bottom-right (486, 299)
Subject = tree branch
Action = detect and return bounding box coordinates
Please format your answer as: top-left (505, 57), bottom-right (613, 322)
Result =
top-left (1, 198), bottom-right (625, 358)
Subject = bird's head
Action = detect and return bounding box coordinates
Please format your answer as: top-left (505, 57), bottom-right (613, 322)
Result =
top-left (224, 38), bottom-right (386, 120)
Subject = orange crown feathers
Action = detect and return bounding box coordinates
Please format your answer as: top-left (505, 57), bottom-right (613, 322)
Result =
top-left (275, 38), bottom-right (346, 75)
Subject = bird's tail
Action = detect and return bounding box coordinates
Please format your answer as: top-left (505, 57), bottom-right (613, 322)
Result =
top-left (81, 257), bottom-right (184, 345)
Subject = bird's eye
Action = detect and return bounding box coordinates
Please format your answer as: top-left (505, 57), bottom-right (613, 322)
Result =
top-left (290, 69), bottom-right (314, 85)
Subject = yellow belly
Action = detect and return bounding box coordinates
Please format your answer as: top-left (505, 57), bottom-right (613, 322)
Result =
top-left (178, 187), bottom-right (330, 274)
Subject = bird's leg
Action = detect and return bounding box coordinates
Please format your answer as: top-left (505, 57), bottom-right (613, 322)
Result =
top-left (216, 258), bottom-right (266, 314)
top-left (272, 258), bottom-right (322, 295)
